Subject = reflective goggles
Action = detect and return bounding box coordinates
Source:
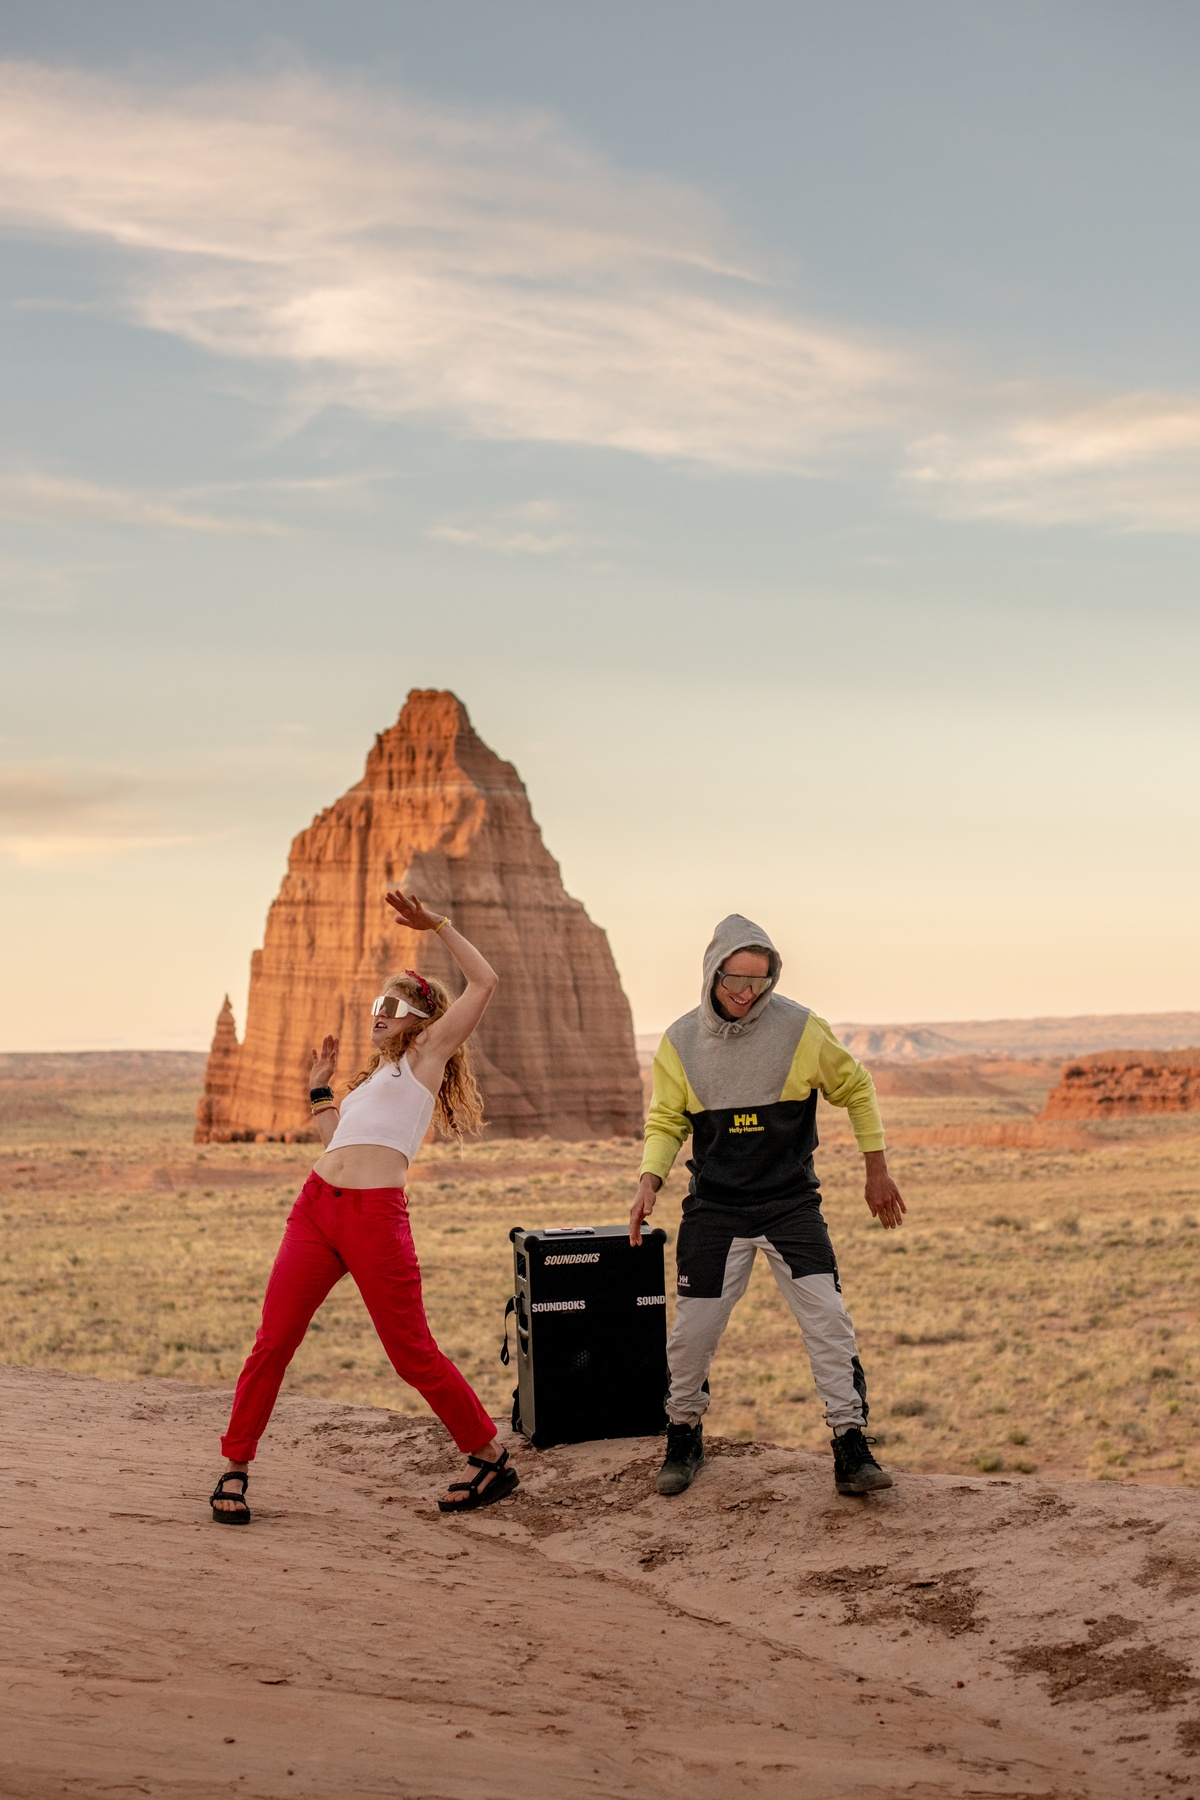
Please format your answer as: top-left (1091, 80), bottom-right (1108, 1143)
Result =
top-left (716, 970), bottom-right (773, 998)
top-left (371, 993), bottom-right (430, 1021)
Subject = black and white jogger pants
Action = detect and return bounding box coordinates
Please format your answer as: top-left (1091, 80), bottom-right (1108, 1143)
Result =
top-left (666, 1196), bottom-right (867, 1432)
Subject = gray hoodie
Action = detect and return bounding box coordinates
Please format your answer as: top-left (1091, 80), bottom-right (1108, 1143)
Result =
top-left (669, 912), bottom-right (811, 1112)
top-left (698, 912), bottom-right (783, 1041)
top-left (642, 913), bottom-right (884, 1205)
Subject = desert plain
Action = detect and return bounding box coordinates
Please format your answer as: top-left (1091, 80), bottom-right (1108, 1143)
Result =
top-left (3, 1048), bottom-right (1200, 1796)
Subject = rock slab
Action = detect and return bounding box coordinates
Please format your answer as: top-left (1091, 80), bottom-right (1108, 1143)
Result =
top-left (1042, 1046), bottom-right (1200, 1118)
top-left (196, 689), bottom-right (642, 1142)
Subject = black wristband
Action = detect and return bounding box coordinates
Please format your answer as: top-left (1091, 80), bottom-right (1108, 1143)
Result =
top-left (309, 1085), bottom-right (334, 1104)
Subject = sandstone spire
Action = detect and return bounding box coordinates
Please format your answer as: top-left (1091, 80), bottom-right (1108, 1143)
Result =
top-left (195, 690), bottom-right (642, 1142)
top-left (194, 996), bottom-right (240, 1141)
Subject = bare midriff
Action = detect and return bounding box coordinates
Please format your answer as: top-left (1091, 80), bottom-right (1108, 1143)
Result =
top-left (313, 1144), bottom-right (410, 1189)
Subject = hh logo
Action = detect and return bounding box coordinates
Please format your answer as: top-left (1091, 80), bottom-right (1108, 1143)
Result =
top-left (729, 1111), bottom-right (765, 1134)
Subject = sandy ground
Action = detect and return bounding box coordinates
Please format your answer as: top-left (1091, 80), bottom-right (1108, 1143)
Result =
top-left (2, 1368), bottom-right (1198, 1798)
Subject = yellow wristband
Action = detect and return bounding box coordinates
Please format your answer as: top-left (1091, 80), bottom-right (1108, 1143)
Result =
top-left (434, 916), bottom-right (451, 934)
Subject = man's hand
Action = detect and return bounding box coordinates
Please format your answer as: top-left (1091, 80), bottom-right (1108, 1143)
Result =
top-left (864, 1149), bottom-right (906, 1230)
top-left (630, 1172), bottom-right (662, 1245)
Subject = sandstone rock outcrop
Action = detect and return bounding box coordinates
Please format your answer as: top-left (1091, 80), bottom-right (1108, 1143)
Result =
top-left (195, 691), bottom-right (642, 1143)
top-left (193, 997), bottom-right (239, 1141)
top-left (1042, 1048), bottom-right (1200, 1119)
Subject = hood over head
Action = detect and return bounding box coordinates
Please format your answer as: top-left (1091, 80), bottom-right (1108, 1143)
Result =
top-left (700, 913), bottom-right (782, 1039)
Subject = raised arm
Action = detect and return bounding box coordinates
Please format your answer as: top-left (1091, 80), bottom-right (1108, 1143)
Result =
top-left (384, 889), bottom-right (498, 1065)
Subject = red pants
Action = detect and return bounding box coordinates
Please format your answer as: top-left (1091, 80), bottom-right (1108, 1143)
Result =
top-left (221, 1172), bottom-right (495, 1461)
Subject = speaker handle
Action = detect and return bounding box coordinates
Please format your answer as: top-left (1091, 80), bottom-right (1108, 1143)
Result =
top-left (499, 1295), bottom-right (516, 1366)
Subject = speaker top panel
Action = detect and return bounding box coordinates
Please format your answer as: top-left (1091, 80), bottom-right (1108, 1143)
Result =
top-left (509, 1224), bottom-right (666, 1247)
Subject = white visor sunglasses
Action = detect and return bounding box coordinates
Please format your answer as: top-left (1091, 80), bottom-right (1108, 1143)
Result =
top-left (371, 993), bottom-right (429, 1022)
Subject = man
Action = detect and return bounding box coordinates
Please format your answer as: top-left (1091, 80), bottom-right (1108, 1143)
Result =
top-left (630, 914), bottom-right (906, 1497)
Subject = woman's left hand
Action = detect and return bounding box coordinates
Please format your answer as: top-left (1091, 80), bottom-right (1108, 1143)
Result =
top-left (385, 888), bottom-right (446, 932)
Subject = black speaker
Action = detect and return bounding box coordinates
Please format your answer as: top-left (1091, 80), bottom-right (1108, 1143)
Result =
top-left (503, 1225), bottom-right (669, 1449)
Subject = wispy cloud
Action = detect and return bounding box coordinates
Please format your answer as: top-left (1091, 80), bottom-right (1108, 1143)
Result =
top-left (903, 393), bottom-right (1200, 532)
top-left (0, 61), bottom-right (908, 474)
top-left (3, 60), bottom-right (1200, 533)
top-left (0, 554), bottom-right (95, 612)
top-left (430, 499), bottom-right (589, 557)
top-left (0, 762), bottom-right (197, 866)
top-left (0, 830), bottom-right (199, 868)
top-left (0, 469), bottom-right (283, 534)
top-left (0, 736), bottom-right (358, 868)
top-left (0, 764), bottom-right (134, 824)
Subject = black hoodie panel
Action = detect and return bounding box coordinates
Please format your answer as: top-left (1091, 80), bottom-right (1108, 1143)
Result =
top-left (684, 1092), bottom-right (820, 1206)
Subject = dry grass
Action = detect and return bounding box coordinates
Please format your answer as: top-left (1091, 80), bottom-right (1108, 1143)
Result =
top-left (2, 1052), bottom-right (1199, 1484)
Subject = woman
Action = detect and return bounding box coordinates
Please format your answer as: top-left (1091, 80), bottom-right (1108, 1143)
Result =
top-left (209, 888), bottom-right (517, 1523)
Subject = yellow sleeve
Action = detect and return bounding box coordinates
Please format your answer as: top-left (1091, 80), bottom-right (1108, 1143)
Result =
top-left (640, 1036), bottom-right (695, 1181)
top-left (793, 1013), bottom-right (886, 1153)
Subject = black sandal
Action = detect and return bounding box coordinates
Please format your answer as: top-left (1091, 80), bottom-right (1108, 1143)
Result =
top-left (437, 1447), bottom-right (519, 1514)
top-left (210, 1470), bottom-right (251, 1526)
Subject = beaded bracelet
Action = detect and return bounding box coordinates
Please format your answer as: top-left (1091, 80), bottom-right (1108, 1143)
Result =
top-left (310, 1099), bottom-right (337, 1115)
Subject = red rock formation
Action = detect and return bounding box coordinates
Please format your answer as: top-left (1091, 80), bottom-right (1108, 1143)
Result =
top-left (193, 997), bottom-right (240, 1140)
top-left (1041, 1049), bottom-right (1200, 1120)
top-left (196, 690), bottom-right (643, 1142)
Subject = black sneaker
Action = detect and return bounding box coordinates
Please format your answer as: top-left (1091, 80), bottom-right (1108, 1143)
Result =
top-left (656, 1421), bottom-right (705, 1496)
top-left (832, 1426), bottom-right (893, 1495)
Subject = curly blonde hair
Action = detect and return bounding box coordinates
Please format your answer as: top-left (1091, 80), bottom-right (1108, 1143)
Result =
top-left (344, 972), bottom-right (485, 1139)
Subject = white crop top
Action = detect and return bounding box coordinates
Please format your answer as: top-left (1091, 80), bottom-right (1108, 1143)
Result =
top-left (326, 1057), bottom-right (436, 1161)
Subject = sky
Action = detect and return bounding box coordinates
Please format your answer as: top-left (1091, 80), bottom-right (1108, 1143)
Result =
top-left (2, 1), bottom-right (1199, 1049)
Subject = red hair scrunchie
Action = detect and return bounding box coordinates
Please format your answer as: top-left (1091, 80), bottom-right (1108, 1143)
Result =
top-left (405, 969), bottom-right (435, 1009)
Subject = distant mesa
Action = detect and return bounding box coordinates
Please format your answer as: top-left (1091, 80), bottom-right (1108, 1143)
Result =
top-left (836, 1026), bottom-right (962, 1061)
top-left (195, 689), bottom-right (642, 1143)
top-left (1042, 1049), bottom-right (1200, 1120)
top-left (836, 1012), bottom-right (1200, 1062)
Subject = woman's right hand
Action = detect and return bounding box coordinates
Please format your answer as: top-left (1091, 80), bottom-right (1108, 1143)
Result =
top-left (309, 1034), bottom-right (339, 1088)
top-left (385, 888), bottom-right (446, 932)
